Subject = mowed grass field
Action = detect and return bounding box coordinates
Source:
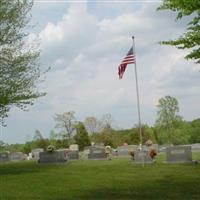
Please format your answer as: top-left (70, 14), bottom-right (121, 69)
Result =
top-left (1, 153), bottom-right (200, 200)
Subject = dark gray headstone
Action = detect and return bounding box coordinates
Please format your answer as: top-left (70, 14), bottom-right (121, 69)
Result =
top-left (10, 152), bottom-right (26, 162)
top-left (0, 152), bottom-right (10, 163)
top-left (134, 151), bottom-right (154, 164)
top-left (38, 151), bottom-right (68, 164)
top-left (166, 146), bottom-right (192, 163)
top-left (68, 150), bottom-right (79, 160)
top-left (88, 146), bottom-right (107, 159)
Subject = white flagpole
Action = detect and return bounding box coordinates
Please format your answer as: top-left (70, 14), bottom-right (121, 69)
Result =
top-left (132, 36), bottom-right (143, 148)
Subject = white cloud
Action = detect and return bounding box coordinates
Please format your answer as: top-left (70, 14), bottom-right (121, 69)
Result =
top-left (3, 2), bottom-right (200, 143)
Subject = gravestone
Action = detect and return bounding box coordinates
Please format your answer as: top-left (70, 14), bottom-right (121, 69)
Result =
top-left (68, 150), bottom-right (79, 160)
top-left (0, 152), bottom-right (10, 163)
top-left (10, 152), bottom-right (26, 162)
top-left (81, 147), bottom-right (90, 159)
top-left (69, 144), bottom-right (79, 151)
top-left (88, 146), bottom-right (107, 160)
top-left (38, 150), bottom-right (68, 164)
top-left (166, 146), bottom-right (192, 163)
top-left (32, 148), bottom-right (44, 161)
top-left (191, 143), bottom-right (200, 152)
top-left (159, 144), bottom-right (172, 153)
top-left (133, 151), bottom-right (154, 164)
top-left (117, 145), bottom-right (137, 157)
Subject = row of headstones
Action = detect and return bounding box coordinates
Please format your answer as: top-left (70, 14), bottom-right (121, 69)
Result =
top-left (38, 146), bottom-right (108, 163)
top-left (85, 145), bottom-right (196, 164)
top-left (0, 152), bottom-right (27, 163)
top-left (0, 147), bottom-right (80, 164)
top-left (134, 146), bottom-right (193, 164)
top-left (28, 144), bottom-right (80, 164)
top-left (38, 149), bottom-right (80, 164)
top-left (1, 144), bottom-right (198, 164)
top-left (116, 143), bottom-right (200, 156)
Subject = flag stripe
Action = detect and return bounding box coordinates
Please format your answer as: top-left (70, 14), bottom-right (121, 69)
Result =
top-left (121, 58), bottom-right (134, 63)
top-left (118, 46), bottom-right (135, 79)
top-left (121, 57), bottom-right (135, 64)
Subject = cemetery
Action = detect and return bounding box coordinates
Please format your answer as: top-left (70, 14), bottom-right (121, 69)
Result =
top-left (0, 143), bottom-right (200, 199)
top-left (0, 152), bottom-right (200, 200)
top-left (1, 0), bottom-right (200, 199)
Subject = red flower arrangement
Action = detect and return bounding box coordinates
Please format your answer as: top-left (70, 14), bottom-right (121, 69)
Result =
top-left (149, 149), bottom-right (157, 159)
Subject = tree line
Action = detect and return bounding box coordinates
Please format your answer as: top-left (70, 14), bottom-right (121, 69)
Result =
top-left (1, 96), bottom-right (200, 153)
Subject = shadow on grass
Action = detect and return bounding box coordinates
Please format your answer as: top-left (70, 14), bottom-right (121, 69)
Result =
top-left (0, 161), bottom-right (66, 176)
top-left (71, 178), bottom-right (200, 200)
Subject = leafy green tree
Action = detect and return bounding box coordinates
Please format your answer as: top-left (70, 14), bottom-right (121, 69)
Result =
top-left (5, 143), bottom-right (22, 153)
top-left (21, 142), bottom-right (32, 154)
top-left (33, 130), bottom-right (49, 149)
top-left (74, 122), bottom-right (90, 151)
top-left (189, 118), bottom-right (200, 143)
top-left (157, 0), bottom-right (200, 63)
top-left (98, 130), bottom-right (113, 147)
top-left (0, 140), bottom-right (7, 151)
top-left (0, 0), bottom-right (45, 124)
top-left (49, 130), bottom-right (58, 146)
top-left (155, 96), bottom-right (182, 144)
top-left (130, 124), bottom-right (157, 144)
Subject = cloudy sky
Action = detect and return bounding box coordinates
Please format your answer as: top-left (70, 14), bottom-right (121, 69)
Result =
top-left (1, 0), bottom-right (200, 144)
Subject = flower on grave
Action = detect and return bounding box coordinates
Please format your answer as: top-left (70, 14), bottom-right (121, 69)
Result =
top-left (47, 145), bottom-right (55, 153)
top-left (129, 151), bottom-right (134, 158)
top-left (149, 149), bottom-right (157, 159)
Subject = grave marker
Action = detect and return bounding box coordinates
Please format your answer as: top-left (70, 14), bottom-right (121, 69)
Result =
top-left (166, 146), bottom-right (192, 163)
top-left (0, 152), bottom-right (10, 163)
top-left (88, 146), bottom-right (107, 159)
top-left (38, 150), bottom-right (68, 164)
top-left (133, 151), bottom-right (154, 164)
top-left (10, 152), bottom-right (26, 162)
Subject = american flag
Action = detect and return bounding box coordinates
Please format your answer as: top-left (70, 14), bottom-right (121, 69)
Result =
top-left (118, 46), bottom-right (135, 79)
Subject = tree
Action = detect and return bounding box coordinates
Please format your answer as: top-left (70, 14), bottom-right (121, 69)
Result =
top-left (0, 0), bottom-right (45, 124)
top-left (0, 140), bottom-right (7, 151)
top-left (22, 142), bottom-right (32, 154)
top-left (157, 0), bottom-right (200, 63)
top-left (49, 130), bottom-right (58, 146)
top-left (155, 96), bottom-right (182, 143)
top-left (98, 129), bottom-right (113, 147)
top-left (100, 113), bottom-right (113, 132)
top-left (84, 116), bottom-right (99, 135)
top-left (130, 124), bottom-right (156, 144)
top-left (54, 111), bottom-right (76, 140)
top-left (74, 122), bottom-right (90, 151)
top-left (189, 118), bottom-right (200, 143)
top-left (33, 130), bottom-right (48, 149)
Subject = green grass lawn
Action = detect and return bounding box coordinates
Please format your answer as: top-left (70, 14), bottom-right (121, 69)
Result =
top-left (1, 153), bottom-right (200, 200)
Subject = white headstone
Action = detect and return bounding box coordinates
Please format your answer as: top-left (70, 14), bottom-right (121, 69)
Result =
top-left (69, 144), bottom-right (79, 151)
